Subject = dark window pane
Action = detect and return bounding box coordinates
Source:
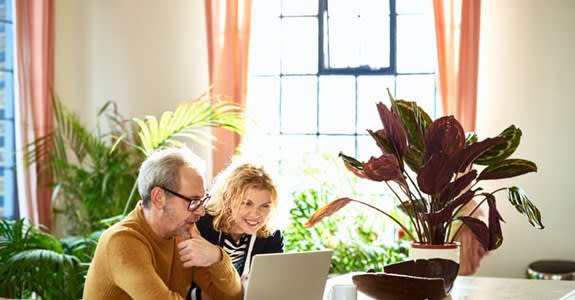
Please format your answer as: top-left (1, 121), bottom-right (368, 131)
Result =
top-left (0, 0), bottom-right (14, 219)
top-left (0, 72), bottom-right (14, 119)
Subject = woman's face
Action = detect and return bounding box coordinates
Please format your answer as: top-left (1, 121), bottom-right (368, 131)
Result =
top-left (231, 187), bottom-right (272, 236)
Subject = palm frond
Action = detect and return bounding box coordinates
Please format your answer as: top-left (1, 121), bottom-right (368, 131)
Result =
top-left (0, 219), bottom-right (90, 299)
top-left (134, 94), bottom-right (244, 156)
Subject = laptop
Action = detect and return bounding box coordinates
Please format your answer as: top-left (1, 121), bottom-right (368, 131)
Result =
top-left (243, 250), bottom-right (333, 300)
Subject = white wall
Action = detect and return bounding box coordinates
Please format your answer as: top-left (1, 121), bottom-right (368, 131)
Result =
top-left (475, 0), bottom-right (575, 277)
top-left (54, 0), bottom-right (212, 171)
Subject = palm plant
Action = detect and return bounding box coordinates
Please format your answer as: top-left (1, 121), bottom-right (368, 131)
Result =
top-left (5, 91), bottom-right (245, 299)
top-left (25, 92), bottom-right (244, 235)
top-left (0, 218), bottom-right (98, 299)
top-left (25, 97), bottom-right (144, 235)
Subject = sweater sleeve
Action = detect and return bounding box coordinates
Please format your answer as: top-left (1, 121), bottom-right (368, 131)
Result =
top-left (106, 231), bottom-right (185, 300)
top-left (192, 247), bottom-right (243, 300)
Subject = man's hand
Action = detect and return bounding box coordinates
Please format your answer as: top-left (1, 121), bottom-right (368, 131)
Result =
top-left (177, 226), bottom-right (222, 268)
top-left (456, 223), bottom-right (488, 275)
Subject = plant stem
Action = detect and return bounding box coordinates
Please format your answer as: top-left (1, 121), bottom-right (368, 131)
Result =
top-left (348, 198), bottom-right (418, 242)
top-left (122, 183), bottom-right (139, 217)
top-left (384, 181), bottom-right (422, 242)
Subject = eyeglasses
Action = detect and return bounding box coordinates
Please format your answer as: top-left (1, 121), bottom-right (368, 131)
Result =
top-left (158, 186), bottom-right (211, 211)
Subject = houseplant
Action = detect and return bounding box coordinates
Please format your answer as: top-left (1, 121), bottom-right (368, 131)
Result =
top-left (4, 91), bottom-right (244, 299)
top-left (305, 92), bottom-right (543, 257)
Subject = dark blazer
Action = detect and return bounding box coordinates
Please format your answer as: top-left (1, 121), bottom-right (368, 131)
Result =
top-left (196, 214), bottom-right (284, 270)
top-left (188, 214), bottom-right (284, 300)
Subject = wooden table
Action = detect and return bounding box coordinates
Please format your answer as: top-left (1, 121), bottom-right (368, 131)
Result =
top-left (324, 273), bottom-right (575, 299)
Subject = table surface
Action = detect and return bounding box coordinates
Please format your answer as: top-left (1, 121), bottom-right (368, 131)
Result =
top-left (324, 273), bottom-right (575, 300)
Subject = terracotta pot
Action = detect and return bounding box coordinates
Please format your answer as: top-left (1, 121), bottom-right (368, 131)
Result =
top-left (409, 242), bottom-right (460, 264)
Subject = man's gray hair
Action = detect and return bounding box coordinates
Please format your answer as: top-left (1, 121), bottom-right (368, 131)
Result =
top-left (137, 146), bottom-right (206, 207)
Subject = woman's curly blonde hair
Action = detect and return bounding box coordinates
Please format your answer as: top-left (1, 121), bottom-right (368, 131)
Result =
top-left (207, 163), bottom-right (279, 238)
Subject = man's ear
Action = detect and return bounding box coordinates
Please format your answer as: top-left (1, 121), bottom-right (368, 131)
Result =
top-left (150, 186), bottom-right (166, 208)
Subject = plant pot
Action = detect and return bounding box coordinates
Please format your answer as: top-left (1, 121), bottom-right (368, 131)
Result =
top-left (408, 242), bottom-right (460, 264)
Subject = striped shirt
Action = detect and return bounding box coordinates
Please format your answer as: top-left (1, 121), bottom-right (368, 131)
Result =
top-left (222, 234), bottom-right (250, 274)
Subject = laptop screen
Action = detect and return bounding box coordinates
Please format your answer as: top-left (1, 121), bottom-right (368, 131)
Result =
top-left (244, 250), bottom-right (333, 300)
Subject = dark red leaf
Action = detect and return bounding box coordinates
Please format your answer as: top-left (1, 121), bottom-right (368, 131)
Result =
top-left (377, 102), bottom-right (408, 158)
top-left (486, 194), bottom-right (505, 250)
top-left (423, 116), bottom-right (465, 161)
top-left (459, 216), bottom-right (490, 250)
top-left (417, 152), bottom-right (454, 195)
top-left (367, 129), bottom-right (394, 155)
top-left (423, 190), bottom-right (475, 225)
top-left (438, 170), bottom-right (477, 204)
top-left (363, 154), bottom-right (404, 182)
top-left (339, 152), bottom-right (368, 179)
top-left (452, 136), bottom-right (505, 173)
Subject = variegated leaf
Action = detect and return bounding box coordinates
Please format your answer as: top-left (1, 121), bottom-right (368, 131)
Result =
top-left (507, 186), bottom-right (544, 229)
top-left (477, 159), bottom-right (537, 180)
top-left (475, 125), bottom-right (522, 165)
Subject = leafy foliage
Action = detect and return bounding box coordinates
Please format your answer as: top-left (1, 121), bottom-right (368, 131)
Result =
top-left (284, 189), bottom-right (408, 274)
top-left (307, 91), bottom-right (542, 251)
top-left (0, 219), bottom-right (97, 299)
top-left (133, 92), bottom-right (244, 156)
top-left (25, 98), bottom-right (143, 235)
top-left (11, 91), bottom-right (246, 299)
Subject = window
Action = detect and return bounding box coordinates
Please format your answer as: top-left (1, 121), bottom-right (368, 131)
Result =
top-left (244, 0), bottom-right (438, 192)
top-left (0, 0), bottom-right (15, 219)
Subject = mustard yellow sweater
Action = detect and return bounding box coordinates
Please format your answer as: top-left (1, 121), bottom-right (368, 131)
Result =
top-left (83, 205), bottom-right (242, 300)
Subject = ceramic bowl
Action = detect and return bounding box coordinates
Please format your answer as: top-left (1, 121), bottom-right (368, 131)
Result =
top-left (352, 258), bottom-right (459, 300)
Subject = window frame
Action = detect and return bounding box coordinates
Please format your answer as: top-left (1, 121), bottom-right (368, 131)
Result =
top-left (318, 0), bottom-right (397, 75)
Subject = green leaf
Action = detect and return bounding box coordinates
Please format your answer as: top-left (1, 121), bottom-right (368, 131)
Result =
top-left (135, 96), bottom-right (244, 156)
top-left (339, 152), bottom-right (363, 170)
top-left (507, 186), bottom-right (544, 229)
top-left (403, 145), bottom-right (424, 172)
top-left (477, 159), bottom-right (537, 180)
top-left (367, 129), bottom-right (394, 155)
top-left (474, 125), bottom-right (522, 165)
top-left (393, 100), bottom-right (432, 152)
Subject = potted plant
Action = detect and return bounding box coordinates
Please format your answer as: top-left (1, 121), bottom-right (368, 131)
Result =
top-left (305, 92), bottom-right (543, 262)
top-left (4, 91), bottom-right (245, 299)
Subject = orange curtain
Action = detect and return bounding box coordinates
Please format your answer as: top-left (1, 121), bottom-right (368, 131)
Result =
top-left (15, 0), bottom-right (55, 230)
top-left (204, 0), bottom-right (252, 175)
top-left (433, 0), bottom-right (481, 131)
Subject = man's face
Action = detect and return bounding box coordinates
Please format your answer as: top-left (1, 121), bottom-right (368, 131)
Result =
top-left (160, 166), bottom-right (206, 238)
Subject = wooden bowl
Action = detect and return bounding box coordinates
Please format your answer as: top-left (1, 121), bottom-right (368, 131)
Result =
top-left (352, 259), bottom-right (459, 300)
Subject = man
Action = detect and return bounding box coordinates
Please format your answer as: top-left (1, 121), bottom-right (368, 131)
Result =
top-left (83, 147), bottom-right (242, 300)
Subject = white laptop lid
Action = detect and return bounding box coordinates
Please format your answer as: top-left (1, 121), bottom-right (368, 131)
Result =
top-left (244, 250), bottom-right (333, 300)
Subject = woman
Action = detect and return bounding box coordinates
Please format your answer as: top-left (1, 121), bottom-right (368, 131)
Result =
top-left (189, 163), bottom-right (284, 300)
